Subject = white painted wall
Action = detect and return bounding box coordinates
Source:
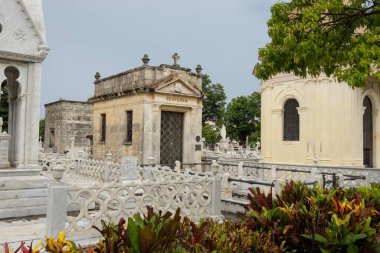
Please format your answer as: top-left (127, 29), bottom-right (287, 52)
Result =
top-left (260, 73), bottom-right (380, 168)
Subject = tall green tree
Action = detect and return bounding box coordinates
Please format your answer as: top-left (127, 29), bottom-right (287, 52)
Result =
top-left (254, 0), bottom-right (380, 87)
top-left (39, 119), bottom-right (45, 142)
top-left (0, 83), bottom-right (8, 132)
top-left (202, 75), bottom-right (227, 125)
top-left (202, 124), bottom-right (221, 147)
top-left (224, 92), bottom-right (261, 145)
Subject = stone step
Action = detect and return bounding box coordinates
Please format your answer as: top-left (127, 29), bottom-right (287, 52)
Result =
top-left (0, 188), bottom-right (47, 200)
top-left (0, 175), bottom-right (52, 190)
top-left (0, 169), bottom-right (41, 177)
top-left (0, 196), bottom-right (47, 209)
top-left (0, 206), bottom-right (47, 219)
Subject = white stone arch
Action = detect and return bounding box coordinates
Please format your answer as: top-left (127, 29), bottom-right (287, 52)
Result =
top-left (362, 88), bottom-right (380, 167)
top-left (362, 88), bottom-right (380, 111)
top-left (4, 65), bottom-right (21, 97)
top-left (274, 88), bottom-right (306, 109)
top-left (272, 88), bottom-right (307, 144)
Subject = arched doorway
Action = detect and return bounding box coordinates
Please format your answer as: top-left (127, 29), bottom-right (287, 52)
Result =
top-left (3, 66), bottom-right (20, 167)
top-left (0, 81), bottom-right (9, 132)
top-left (363, 96), bottom-right (373, 167)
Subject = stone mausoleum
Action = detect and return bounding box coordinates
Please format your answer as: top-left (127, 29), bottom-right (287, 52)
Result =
top-left (90, 54), bottom-right (204, 165)
top-left (0, 0), bottom-right (48, 169)
top-left (44, 100), bottom-right (93, 154)
top-left (260, 73), bottom-right (380, 168)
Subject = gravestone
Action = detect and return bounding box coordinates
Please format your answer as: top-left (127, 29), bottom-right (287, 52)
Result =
top-left (120, 156), bottom-right (138, 181)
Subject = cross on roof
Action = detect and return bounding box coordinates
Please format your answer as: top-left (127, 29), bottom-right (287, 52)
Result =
top-left (172, 53), bottom-right (180, 67)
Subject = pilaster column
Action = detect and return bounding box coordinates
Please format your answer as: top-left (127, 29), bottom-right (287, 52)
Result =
top-left (373, 109), bottom-right (380, 167)
top-left (15, 94), bottom-right (26, 168)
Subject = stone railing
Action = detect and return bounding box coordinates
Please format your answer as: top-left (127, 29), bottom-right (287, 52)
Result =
top-left (45, 166), bottom-right (221, 236)
top-left (39, 153), bottom-right (121, 184)
top-left (216, 161), bottom-right (376, 191)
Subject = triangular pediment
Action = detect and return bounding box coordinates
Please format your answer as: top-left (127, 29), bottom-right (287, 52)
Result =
top-left (0, 0), bottom-right (47, 60)
top-left (154, 76), bottom-right (202, 97)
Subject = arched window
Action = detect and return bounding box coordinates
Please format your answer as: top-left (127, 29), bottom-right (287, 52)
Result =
top-left (283, 99), bottom-right (299, 141)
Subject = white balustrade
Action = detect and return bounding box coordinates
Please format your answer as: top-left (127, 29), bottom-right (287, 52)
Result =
top-left (45, 165), bottom-right (220, 235)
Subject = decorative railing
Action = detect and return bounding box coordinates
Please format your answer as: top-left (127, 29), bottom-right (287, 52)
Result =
top-left (39, 153), bottom-right (121, 185)
top-left (65, 178), bottom-right (213, 232)
top-left (45, 166), bottom-right (220, 236)
top-left (216, 161), bottom-right (376, 190)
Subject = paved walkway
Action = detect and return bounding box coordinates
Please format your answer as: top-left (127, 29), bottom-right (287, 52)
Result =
top-left (0, 217), bottom-right (99, 250)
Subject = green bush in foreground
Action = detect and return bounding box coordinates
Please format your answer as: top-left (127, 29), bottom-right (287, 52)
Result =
top-left (3, 182), bottom-right (380, 253)
top-left (246, 181), bottom-right (380, 252)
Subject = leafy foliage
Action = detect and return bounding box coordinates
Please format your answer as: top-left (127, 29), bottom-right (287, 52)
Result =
top-left (4, 184), bottom-right (380, 253)
top-left (246, 181), bottom-right (380, 252)
top-left (93, 206), bottom-right (181, 253)
top-left (254, 0), bottom-right (380, 87)
top-left (202, 74), bottom-right (227, 126)
top-left (224, 92), bottom-right (261, 144)
top-left (202, 123), bottom-right (221, 147)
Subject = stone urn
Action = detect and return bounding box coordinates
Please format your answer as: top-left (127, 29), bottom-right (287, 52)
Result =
top-left (51, 162), bottom-right (65, 181)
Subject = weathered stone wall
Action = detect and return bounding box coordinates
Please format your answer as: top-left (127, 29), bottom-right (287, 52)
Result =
top-left (92, 94), bottom-right (145, 162)
top-left (93, 65), bottom-right (202, 99)
top-left (44, 100), bottom-right (92, 153)
top-left (91, 60), bottom-right (203, 164)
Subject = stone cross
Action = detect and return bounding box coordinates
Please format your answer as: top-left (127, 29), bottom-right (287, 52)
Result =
top-left (172, 53), bottom-right (180, 67)
top-left (120, 156), bottom-right (138, 181)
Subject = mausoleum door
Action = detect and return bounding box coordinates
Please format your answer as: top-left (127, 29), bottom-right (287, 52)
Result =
top-left (160, 111), bottom-right (184, 166)
top-left (363, 96), bottom-right (373, 167)
top-left (3, 66), bottom-right (22, 167)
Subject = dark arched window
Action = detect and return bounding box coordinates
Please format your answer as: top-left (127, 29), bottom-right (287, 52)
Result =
top-left (283, 99), bottom-right (299, 141)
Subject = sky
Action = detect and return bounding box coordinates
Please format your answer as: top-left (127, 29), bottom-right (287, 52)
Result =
top-left (41, 0), bottom-right (276, 115)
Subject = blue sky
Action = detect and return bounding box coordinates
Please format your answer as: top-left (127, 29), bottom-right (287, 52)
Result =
top-left (41, 0), bottom-right (276, 115)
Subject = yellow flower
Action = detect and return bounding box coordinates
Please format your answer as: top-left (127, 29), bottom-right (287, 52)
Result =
top-left (57, 231), bottom-right (67, 244)
top-left (33, 241), bottom-right (43, 252)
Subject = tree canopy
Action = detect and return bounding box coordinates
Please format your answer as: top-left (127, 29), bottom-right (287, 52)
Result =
top-left (254, 0), bottom-right (380, 87)
top-left (224, 92), bottom-right (261, 145)
top-left (202, 75), bottom-right (227, 125)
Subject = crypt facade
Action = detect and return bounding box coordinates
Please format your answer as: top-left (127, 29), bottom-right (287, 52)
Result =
top-left (90, 54), bottom-right (203, 165)
top-left (44, 100), bottom-right (93, 155)
top-left (0, 0), bottom-right (48, 169)
top-left (260, 73), bottom-right (380, 168)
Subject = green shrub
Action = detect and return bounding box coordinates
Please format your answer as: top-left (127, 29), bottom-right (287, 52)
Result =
top-left (4, 182), bottom-right (380, 253)
top-left (245, 181), bottom-right (380, 252)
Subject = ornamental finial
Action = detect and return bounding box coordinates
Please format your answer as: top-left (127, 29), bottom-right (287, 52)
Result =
top-left (172, 53), bottom-right (180, 67)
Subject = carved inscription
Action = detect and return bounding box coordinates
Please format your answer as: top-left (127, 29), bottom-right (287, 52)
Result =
top-left (166, 97), bottom-right (188, 103)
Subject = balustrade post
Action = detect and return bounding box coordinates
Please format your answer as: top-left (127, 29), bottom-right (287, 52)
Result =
top-left (258, 164), bottom-right (264, 180)
top-left (104, 152), bottom-right (113, 183)
top-left (364, 172), bottom-right (371, 187)
top-left (238, 162), bottom-right (244, 177)
top-left (46, 184), bottom-right (68, 237)
top-left (336, 170), bottom-right (344, 187)
top-left (211, 174), bottom-right (222, 216)
top-left (221, 173), bottom-right (232, 199)
top-left (271, 165), bottom-right (277, 180)
top-left (311, 167), bottom-right (323, 186)
top-left (210, 160), bottom-right (220, 175)
top-left (174, 160), bottom-right (181, 172)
